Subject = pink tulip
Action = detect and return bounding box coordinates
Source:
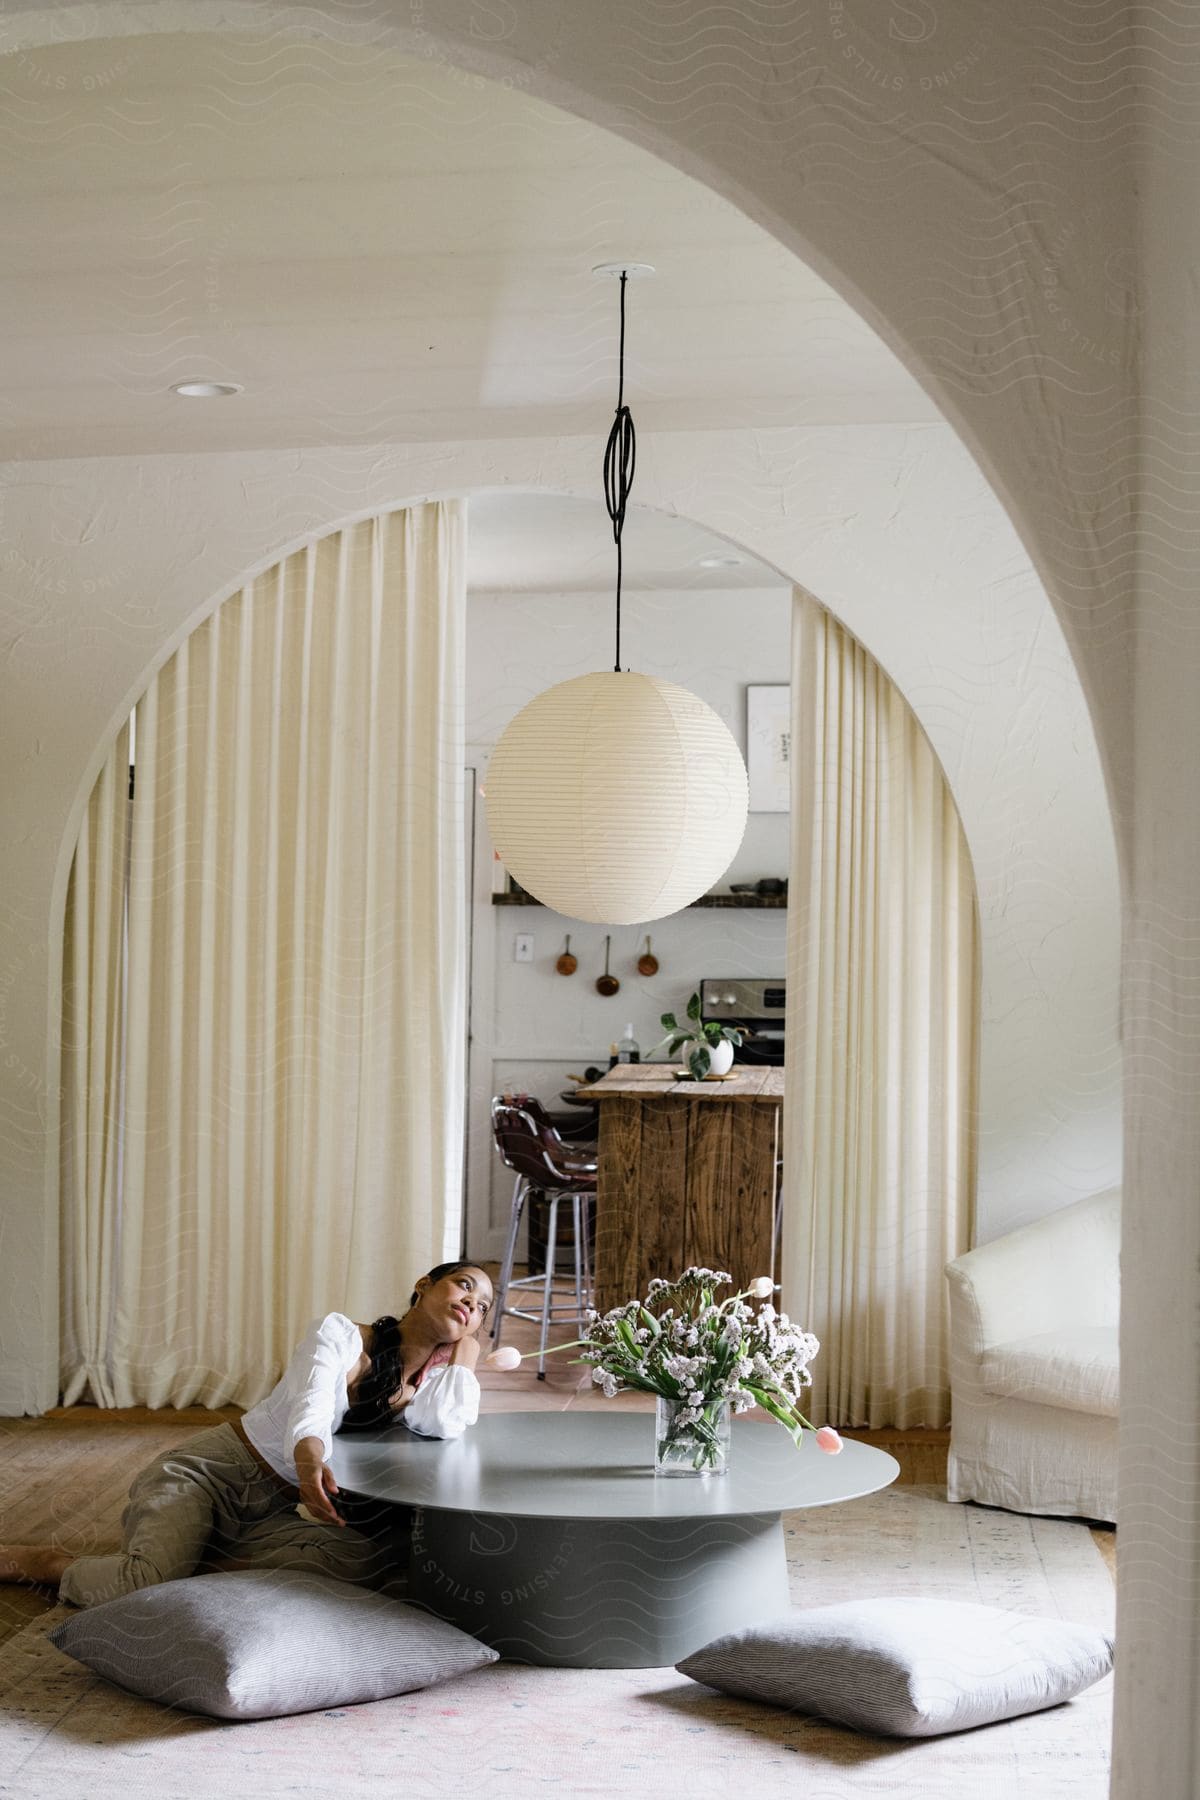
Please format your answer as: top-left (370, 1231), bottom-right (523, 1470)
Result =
top-left (815, 1426), bottom-right (843, 1454)
top-left (485, 1345), bottom-right (522, 1371)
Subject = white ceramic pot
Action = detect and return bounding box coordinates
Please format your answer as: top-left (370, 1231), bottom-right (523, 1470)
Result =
top-left (681, 1037), bottom-right (735, 1078)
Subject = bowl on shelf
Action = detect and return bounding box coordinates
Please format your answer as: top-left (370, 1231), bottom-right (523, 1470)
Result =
top-left (728, 878), bottom-right (788, 898)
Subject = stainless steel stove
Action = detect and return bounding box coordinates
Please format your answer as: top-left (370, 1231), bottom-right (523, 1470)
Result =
top-left (700, 976), bottom-right (786, 1066)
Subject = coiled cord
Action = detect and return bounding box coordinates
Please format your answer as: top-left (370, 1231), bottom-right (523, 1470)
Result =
top-left (602, 270), bottom-right (637, 673)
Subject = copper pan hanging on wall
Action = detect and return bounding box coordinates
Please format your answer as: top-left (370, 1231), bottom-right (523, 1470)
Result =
top-left (596, 935), bottom-right (620, 996)
top-left (636, 935), bottom-right (658, 976)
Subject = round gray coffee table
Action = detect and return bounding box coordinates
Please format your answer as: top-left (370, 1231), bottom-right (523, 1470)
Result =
top-left (331, 1412), bottom-right (898, 1668)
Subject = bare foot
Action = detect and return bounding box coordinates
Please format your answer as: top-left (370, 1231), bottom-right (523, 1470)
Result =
top-left (0, 1544), bottom-right (72, 1589)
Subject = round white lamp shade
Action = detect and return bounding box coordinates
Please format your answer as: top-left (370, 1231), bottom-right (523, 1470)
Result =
top-left (485, 671), bottom-right (749, 923)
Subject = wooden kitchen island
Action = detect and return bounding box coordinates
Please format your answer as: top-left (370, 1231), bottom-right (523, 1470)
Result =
top-left (577, 1063), bottom-right (783, 1313)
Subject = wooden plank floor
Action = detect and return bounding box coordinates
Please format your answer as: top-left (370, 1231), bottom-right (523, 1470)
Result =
top-left (0, 1272), bottom-right (1115, 1648)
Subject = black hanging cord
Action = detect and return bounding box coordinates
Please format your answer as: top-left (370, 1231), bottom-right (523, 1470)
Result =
top-left (602, 271), bottom-right (637, 673)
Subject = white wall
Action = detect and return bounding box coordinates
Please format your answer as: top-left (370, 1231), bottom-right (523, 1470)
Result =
top-left (465, 581), bottom-right (793, 1248)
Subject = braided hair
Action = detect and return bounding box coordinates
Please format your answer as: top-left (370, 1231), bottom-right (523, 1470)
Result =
top-left (337, 1259), bottom-right (485, 1432)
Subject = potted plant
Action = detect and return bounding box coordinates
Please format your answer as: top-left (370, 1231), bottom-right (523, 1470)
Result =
top-left (652, 990), bottom-right (746, 1079)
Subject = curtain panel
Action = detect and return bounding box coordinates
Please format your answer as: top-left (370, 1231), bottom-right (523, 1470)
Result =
top-left (60, 722), bottom-right (131, 1408)
top-left (60, 503), bottom-right (467, 1408)
top-left (782, 592), bottom-right (979, 1429)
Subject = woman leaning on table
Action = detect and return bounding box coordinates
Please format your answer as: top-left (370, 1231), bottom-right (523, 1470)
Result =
top-left (0, 1260), bottom-right (493, 1607)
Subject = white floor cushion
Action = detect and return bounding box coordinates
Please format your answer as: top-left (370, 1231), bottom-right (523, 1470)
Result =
top-left (676, 1597), bottom-right (1114, 1738)
top-left (979, 1327), bottom-right (1118, 1418)
top-left (50, 1570), bottom-right (498, 1720)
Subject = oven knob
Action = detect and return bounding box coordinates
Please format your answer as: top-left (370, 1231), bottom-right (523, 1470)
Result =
top-left (724, 991), bottom-right (738, 1005)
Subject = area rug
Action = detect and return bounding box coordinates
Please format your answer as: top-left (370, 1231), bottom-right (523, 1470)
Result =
top-left (0, 1486), bottom-right (1113, 1800)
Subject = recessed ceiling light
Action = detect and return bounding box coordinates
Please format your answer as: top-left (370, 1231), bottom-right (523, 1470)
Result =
top-left (170, 380), bottom-right (243, 399)
top-left (697, 555), bottom-right (745, 569)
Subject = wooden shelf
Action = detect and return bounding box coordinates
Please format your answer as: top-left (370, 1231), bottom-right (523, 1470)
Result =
top-left (492, 892), bottom-right (787, 909)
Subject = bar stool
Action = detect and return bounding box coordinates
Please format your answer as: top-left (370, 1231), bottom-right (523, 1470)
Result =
top-left (509, 1093), bottom-right (596, 1273)
top-left (489, 1095), bottom-right (597, 1378)
top-left (543, 1099), bottom-right (599, 1144)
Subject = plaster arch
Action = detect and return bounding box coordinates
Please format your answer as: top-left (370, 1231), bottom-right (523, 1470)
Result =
top-left (4, 0), bottom-right (1136, 834)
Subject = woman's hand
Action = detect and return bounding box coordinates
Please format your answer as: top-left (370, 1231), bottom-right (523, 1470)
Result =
top-left (449, 1333), bottom-right (481, 1371)
top-left (293, 1436), bottom-right (345, 1527)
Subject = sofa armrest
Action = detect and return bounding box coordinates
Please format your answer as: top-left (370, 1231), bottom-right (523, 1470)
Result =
top-left (945, 1188), bottom-right (1120, 1355)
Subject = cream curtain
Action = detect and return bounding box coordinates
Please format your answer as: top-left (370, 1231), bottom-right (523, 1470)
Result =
top-left (60, 722), bottom-right (132, 1407)
top-left (782, 592), bottom-right (978, 1429)
top-left (60, 503), bottom-right (467, 1408)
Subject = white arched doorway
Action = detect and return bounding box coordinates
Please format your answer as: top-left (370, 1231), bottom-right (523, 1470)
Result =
top-left (49, 477), bottom-right (1010, 1438)
top-left (44, 452), bottom-right (1118, 1321)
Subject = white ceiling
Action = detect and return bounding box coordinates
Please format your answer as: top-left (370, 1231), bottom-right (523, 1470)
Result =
top-left (0, 32), bottom-right (935, 464)
top-left (466, 492), bottom-right (785, 593)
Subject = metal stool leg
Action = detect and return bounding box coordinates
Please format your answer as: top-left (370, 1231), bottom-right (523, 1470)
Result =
top-left (491, 1173), bottom-right (527, 1348)
top-left (581, 1193), bottom-right (593, 1307)
top-left (572, 1193), bottom-right (584, 1315)
top-left (537, 1194), bottom-right (561, 1379)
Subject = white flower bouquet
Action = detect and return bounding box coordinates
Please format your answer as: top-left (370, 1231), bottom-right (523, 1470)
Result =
top-left (487, 1265), bottom-right (843, 1473)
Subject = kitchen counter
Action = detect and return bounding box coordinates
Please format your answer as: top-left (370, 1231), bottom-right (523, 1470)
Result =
top-left (577, 1064), bottom-right (783, 1101)
top-left (576, 1062), bottom-right (782, 1310)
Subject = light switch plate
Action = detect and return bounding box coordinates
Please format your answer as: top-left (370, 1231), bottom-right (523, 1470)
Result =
top-left (514, 932), bottom-right (534, 963)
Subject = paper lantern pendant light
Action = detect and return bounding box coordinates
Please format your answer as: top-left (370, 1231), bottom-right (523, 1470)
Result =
top-left (486, 266), bottom-right (749, 923)
top-left (485, 670), bottom-right (748, 923)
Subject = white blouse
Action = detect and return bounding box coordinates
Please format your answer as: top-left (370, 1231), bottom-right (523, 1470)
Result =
top-left (240, 1311), bottom-right (481, 1484)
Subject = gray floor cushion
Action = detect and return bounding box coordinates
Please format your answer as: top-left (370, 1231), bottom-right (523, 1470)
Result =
top-left (676, 1596), bottom-right (1114, 1737)
top-left (50, 1569), bottom-right (498, 1720)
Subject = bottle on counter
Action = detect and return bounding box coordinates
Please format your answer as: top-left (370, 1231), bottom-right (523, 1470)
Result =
top-left (616, 1023), bottom-right (641, 1064)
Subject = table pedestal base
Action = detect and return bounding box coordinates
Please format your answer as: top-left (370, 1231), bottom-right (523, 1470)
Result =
top-left (407, 1507), bottom-right (787, 1668)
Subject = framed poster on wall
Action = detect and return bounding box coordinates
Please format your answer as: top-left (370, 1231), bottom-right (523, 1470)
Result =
top-left (746, 684), bottom-right (791, 813)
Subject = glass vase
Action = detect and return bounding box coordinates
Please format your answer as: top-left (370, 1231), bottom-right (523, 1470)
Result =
top-left (654, 1393), bottom-right (731, 1476)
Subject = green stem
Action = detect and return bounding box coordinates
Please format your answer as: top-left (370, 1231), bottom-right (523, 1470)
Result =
top-left (506, 1337), bottom-right (587, 1363)
top-left (658, 1397), bottom-right (729, 1471)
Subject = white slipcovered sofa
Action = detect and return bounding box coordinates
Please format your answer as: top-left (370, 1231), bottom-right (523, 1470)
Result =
top-left (944, 1188), bottom-right (1119, 1524)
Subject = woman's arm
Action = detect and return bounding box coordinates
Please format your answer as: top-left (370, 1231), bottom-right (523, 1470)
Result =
top-left (403, 1335), bottom-right (481, 1440)
top-left (284, 1314), bottom-right (360, 1524)
top-left (293, 1434), bottom-right (345, 1526)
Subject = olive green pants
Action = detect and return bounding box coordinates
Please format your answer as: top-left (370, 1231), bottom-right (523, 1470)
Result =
top-left (59, 1422), bottom-right (410, 1610)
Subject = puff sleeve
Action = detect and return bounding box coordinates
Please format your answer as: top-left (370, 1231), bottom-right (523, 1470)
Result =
top-left (403, 1363), bottom-right (481, 1439)
top-left (284, 1313), bottom-right (362, 1463)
